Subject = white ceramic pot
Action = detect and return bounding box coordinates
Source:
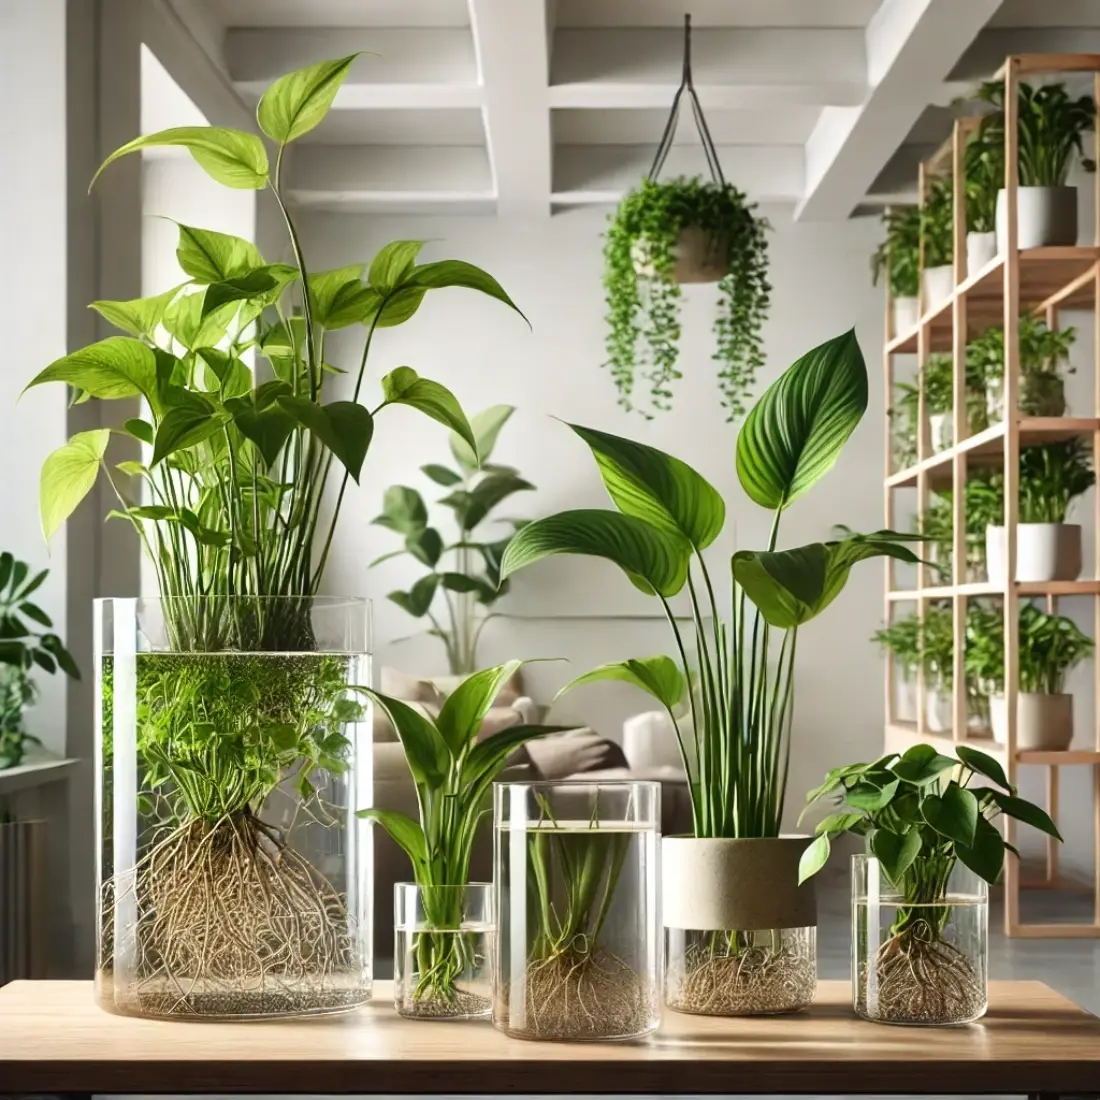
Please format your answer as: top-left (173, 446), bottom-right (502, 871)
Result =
top-left (926, 688), bottom-right (949, 733)
top-left (996, 186), bottom-right (1079, 251)
top-left (632, 225), bottom-right (728, 283)
top-left (985, 524), bottom-right (1082, 584)
top-left (966, 230), bottom-right (998, 274)
top-left (922, 265), bottom-right (955, 309)
top-left (928, 412), bottom-right (953, 453)
top-left (891, 296), bottom-right (920, 335)
top-left (990, 693), bottom-right (1073, 751)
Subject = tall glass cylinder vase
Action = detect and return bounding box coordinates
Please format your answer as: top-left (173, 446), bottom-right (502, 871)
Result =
top-left (853, 854), bottom-right (988, 1026)
top-left (493, 780), bottom-right (660, 1041)
top-left (95, 596), bottom-right (373, 1020)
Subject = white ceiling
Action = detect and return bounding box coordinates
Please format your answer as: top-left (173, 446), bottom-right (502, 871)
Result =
top-left (155, 0), bottom-right (1100, 218)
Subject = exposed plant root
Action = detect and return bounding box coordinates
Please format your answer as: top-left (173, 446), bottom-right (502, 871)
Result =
top-left (496, 946), bottom-right (656, 1041)
top-left (666, 938), bottom-right (816, 1016)
top-left (397, 985), bottom-right (492, 1020)
top-left (857, 921), bottom-right (985, 1025)
top-left (97, 811), bottom-right (367, 1019)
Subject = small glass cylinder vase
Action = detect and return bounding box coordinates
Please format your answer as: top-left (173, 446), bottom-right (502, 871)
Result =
top-left (853, 854), bottom-right (988, 1026)
top-left (493, 780), bottom-right (660, 1041)
top-left (95, 596), bottom-right (373, 1020)
top-left (394, 883), bottom-right (494, 1019)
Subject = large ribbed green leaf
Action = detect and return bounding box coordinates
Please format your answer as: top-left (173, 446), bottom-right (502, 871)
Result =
top-left (736, 329), bottom-right (867, 510)
top-left (556, 656), bottom-right (685, 712)
top-left (500, 510), bottom-right (690, 597)
top-left (569, 424), bottom-right (724, 550)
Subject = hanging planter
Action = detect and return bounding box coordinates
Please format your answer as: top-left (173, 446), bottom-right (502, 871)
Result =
top-left (602, 16), bottom-right (771, 421)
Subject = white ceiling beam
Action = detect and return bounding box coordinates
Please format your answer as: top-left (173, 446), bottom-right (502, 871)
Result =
top-left (795, 0), bottom-right (1004, 223)
top-left (555, 0), bottom-right (881, 29)
top-left (288, 145), bottom-right (491, 195)
top-left (549, 81), bottom-right (867, 109)
top-left (233, 83), bottom-right (484, 110)
top-left (468, 0), bottom-right (553, 218)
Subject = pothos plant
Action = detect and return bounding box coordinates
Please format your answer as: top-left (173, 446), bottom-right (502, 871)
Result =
top-left (871, 205), bottom-right (920, 300)
top-left (603, 176), bottom-right (771, 420)
top-left (371, 406), bottom-right (534, 674)
top-left (359, 661), bottom-right (562, 1017)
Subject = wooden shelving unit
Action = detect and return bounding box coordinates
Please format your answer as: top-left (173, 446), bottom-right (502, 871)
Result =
top-left (882, 54), bottom-right (1100, 938)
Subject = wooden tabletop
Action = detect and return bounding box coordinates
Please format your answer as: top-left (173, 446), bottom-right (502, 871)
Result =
top-left (0, 980), bottom-right (1098, 1094)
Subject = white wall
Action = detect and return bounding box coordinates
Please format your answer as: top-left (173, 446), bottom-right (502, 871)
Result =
top-left (0, 0), bottom-right (71, 755)
top-left (299, 205), bottom-right (887, 827)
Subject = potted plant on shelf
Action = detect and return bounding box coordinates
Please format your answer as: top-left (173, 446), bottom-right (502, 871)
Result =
top-left (985, 440), bottom-right (1094, 583)
top-left (889, 381), bottom-right (919, 471)
top-left (973, 79), bottom-right (1096, 250)
top-left (0, 557), bottom-right (79, 769)
top-left (358, 661), bottom-right (562, 1020)
top-left (921, 175), bottom-right (955, 309)
top-left (28, 54), bottom-right (525, 1021)
top-left (921, 352), bottom-right (987, 452)
top-left (371, 406), bottom-right (533, 675)
top-left (800, 744), bottom-right (1061, 1025)
top-left (501, 330), bottom-right (923, 1015)
top-left (968, 601), bottom-right (1093, 751)
top-left (872, 205), bottom-right (921, 335)
top-left (972, 317), bottom-right (1076, 421)
top-left (603, 176), bottom-right (771, 420)
top-left (965, 126), bottom-right (1001, 272)
top-left (920, 470), bottom-right (1004, 583)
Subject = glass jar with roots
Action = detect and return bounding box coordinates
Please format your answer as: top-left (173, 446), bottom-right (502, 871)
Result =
top-left (493, 780), bottom-right (660, 1041)
top-left (95, 596), bottom-right (372, 1020)
top-left (854, 854), bottom-right (987, 1026)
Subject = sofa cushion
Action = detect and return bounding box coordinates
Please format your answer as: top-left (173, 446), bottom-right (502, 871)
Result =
top-left (380, 665), bottom-right (525, 707)
top-left (523, 727), bottom-right (628, 779)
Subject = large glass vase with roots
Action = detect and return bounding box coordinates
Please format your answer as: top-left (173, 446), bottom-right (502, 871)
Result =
top-left (95, 596), bottom-right (372, 1020)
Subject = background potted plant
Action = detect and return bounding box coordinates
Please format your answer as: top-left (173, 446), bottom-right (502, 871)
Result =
top-left (985, 441), bottom-right (1094, 583)
top-left (973, 317), bottom-right (1076, 420)
top-left (968, 601), bottom-right (1093, 751)
top-left (973, 79), bottom-right (1096, 250)
top-left (921, 352), bottom-right (987, 452)
top-left (921, 175), bottom-right (955, 309)
top-left (872, 205), bottom-right (920, 334)
top-left (0, 556), bottom-right (79, 769)
top-left (358, 661), bottom-right (561, 1020)
top-left (502, 330), bottom-right (923, 1016)
top-left (372, 406), bottom-right (533, 675)
top-left (965, 126), bottom-right (1001, 272)
top-left (29, 54), bottom-right (524, 1020)
top-left (800, 744), bottom-right (1061, 1025)
top-left (889, 381), bottom-right (919, 471)
top-left (920, 472), bottom-right (1003, 584)
top-left (603, 176), bottom-right (771, 420)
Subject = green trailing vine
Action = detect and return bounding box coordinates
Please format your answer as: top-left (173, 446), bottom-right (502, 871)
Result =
top-left (602, 176), bottom-right (771, 420)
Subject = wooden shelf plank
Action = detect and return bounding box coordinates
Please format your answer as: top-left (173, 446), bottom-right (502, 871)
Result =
top-left (887, 580), bottom-right (1100, 600)
top-left (0, 755), bottom-right (76, 796)
top-left (885, 722), bottom-right (1100, 766)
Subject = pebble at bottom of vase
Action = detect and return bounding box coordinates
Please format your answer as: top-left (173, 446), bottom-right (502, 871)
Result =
top-left (664, 927), bottom-right (816, 1015)
top-left (393, 883), bottom-right (493, 1020)
top-left (853, 855), bottom-right (987, 1026)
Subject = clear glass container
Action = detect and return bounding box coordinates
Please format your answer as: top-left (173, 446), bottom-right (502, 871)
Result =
top-left (394, 882), bottom-right (493, 1020)
top-left (95, 596), bottom-right (373, 1020)
top-left (853, 854), bottom-right (987, 1025)
top-left (493, 780), bottom-right (660, 1041)
top-left (665, 926), bottom-right (816, 1015)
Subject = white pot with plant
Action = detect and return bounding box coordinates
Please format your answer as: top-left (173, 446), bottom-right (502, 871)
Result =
top-left (921, 176), bottom-right (955, 310)
top-left (503, 331), bottom-right (924, 1017)
top-left (872, 206), bottom-right (921, 336)
top-left (973, 79), bottom-right (1096, 250)
top-left (985, 441), bottom-right (1093, 583)
top-left (964, 126), bottom-right (999, 273)
top-left (974, 318), bottom-right (1075, 422)
top-left (921, 353), bottom-right (988, 454)
top-left (605, 176), bottom-right (770, 420)
top-left (969, 603), bottom-right (1093, 752)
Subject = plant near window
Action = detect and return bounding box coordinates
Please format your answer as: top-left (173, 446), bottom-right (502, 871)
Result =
top-left (799, 744), bottom-right (1060, 1024)
top-left (603, 176), bottom-right (771, 420)
top-left (371, 406), bottom-right (533, 674)
top-left (0, 556), bottom-right (79, 770)
top-left (28, 55), bottom-right (524, 1020)
top-left (972, 318), bottom-right (1076, 418)
top-left (358, 661), bottom-right (562, 1019)
top-left (501, 329), bottom-right (924, 1015)
top-left (872, 205), bottom-right (920, 299)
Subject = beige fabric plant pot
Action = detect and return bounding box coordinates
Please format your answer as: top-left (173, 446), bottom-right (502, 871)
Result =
top-left (990, 693), bottom-right (1073, 751)
top-left (967, 230), bottom-right (998, 274)
top-left (985, 524), bottom-right (1082, 584)
top-left (632, 226), bottom-right (729, 284)
top-left (662, 835), bottom-right (817, 931)
top-left (996, 186), bottom-right (1079, 250)
top-left (922, 265), bottom-right (954, 310)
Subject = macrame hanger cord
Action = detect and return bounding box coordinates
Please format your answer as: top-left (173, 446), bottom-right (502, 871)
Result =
top-left (648, 13), bottom-right (727, 187)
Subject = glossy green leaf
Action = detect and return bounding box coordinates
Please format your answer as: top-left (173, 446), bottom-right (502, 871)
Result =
top-left (40, 430), bottom-right (110, 542)
top-left (226, 394), bottom-right (296, 468)
top-left (277, 396), bottom-right (373, 482)
top-left (870, 827), bottom-right (922, 885)
top-left (421, 463), bottom-right (462, 487)
top-left (798, 833), bottom-right (831, 884)
top-left (388, 574), bottom-right (440, 618)
top-left (123, 418), bottom-right (154, 445)
top-left (956, 813), bottom-right (1006, 884)
top-left (368, 241), bottom-right (424, 293)
top-left (569, 423), bottom-right (724, 551)
top-left (812, 811), bottom-right (865, 837)
top-left (176, 224), bottom-right (264, 284)
top-left (258, 54), bottom-right (361, 143)
top-left (356, 807), bottom-right (428, 876)
top-left (89, 287), bottom-right (179, 339)
top-left (892, 743), bottom-right (959, 785)
top-left (380, 367), bottom-right (477, 458)
top-left (462, 723), bottom-right (565, 794)
top-left (956, 743), bottom-right (1012, 792)
top-left (736, 329), bottom-right (867, 510)
top-left (151, 395), bottom-right (228, 466)
top-left (196, 349), bottom-right (252, 399)
top-left (436, 660), bottom-right (524, 757)
top-left (307, 264), bottom-right (366, 327)
top-left (450, 404), bottom-right (514, 470)
top-left (922, 783), bottom-right (978, 845)
top-left (362, 690), bottom-right (448, 787)
top-left (846, 778), bottom-right (899, 811)
top-left (25, 337), bottom-right (157, 404)
top-left (441, 472), bottom-right (533, 530)
top-left (500, 509), bottom-right (690, 597)
top-left (556, 655), bottom-right (685, 713)
top-left (405, 527), bottom-right (443, 567)
top-left (989, 792), bottom-right (1063, 840)
top-left (372, 485), bottom-right (427, 535)
top-left (359, 286), bottom-right (427, 329)
top-left (161, 292), bottom-right (236, 351)
top-left (201, 269), bottom-right (278, 318)
top-left (91, 126), bottom-right (269, 190)
top-left (407, 260), bottom-right (526, 322)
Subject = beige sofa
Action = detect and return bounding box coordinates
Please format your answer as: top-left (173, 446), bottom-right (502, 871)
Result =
top-left (369, 668), bottom-right (692, 958)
